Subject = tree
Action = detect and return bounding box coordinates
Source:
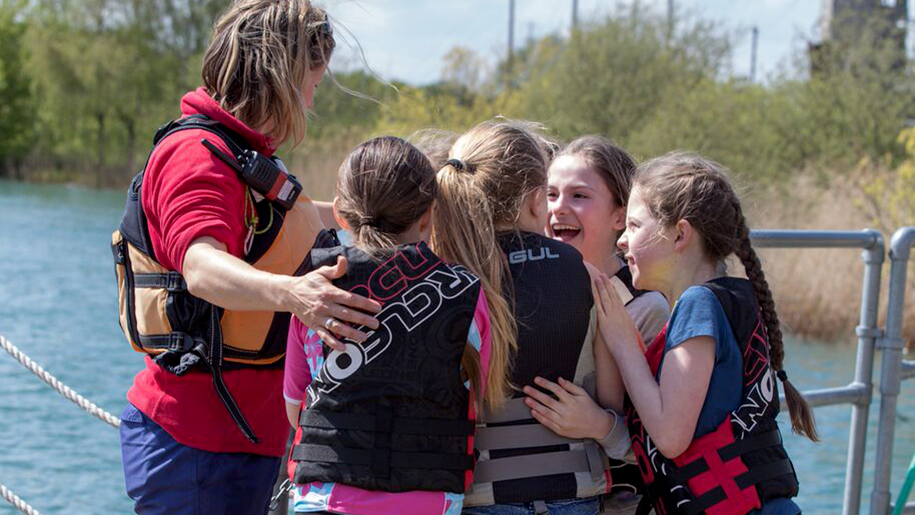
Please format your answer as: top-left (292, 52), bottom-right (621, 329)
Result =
top-left (0, 0), bottom-right (35, 177)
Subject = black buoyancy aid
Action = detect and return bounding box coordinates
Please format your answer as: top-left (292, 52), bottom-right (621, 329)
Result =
top-left (466, 232), bottom-right (611, 506)
top-left (111, 115), bottom-right (324, 442)
top-left (624, 277), bottom-right (799, 515)
top-left (289, 238), bottom-right (482, 493)
top-left (611, 265), bottom-right (649, 306)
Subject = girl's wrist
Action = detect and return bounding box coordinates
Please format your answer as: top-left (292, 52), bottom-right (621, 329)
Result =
top-left (592, 409), bottom-right (616, 440)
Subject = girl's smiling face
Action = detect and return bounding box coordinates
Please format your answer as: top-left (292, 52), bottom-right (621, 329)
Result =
top-left (617, 187), bottom-right (675, 291)
top-left (547, 155), bottom-right (626, 267)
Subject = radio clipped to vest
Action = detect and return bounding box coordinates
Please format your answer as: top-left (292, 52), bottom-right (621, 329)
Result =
top-left (201, 138), bottom-right (302, 211)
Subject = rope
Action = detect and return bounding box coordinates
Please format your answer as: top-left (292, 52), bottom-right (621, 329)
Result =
top-left (1, 482), bottom-right (42, 515)
top-left (0, 335), bottom-right (120, 429)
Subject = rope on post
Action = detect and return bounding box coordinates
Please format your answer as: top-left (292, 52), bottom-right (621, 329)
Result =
top-left (1, 482), bottom-right (43, 515)
top-left (0, 334), bottom-right (120, 429)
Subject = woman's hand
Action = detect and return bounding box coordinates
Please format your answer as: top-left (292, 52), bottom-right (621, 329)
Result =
top-left (286, 256), bottom-right (381, 351)
top-left (523, 377), bottom-right (615, 441)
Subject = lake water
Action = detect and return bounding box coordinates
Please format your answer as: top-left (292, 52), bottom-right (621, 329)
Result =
top-left (0, 180), bottom-right (913, 514)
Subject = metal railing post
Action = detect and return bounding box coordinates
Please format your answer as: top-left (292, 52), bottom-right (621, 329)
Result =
top-left (870, 227), bottom-right (915, 515)
top-left (752, 229), bottom-right (887, 515)
top-left (844, 230), bottom-right (884, 515)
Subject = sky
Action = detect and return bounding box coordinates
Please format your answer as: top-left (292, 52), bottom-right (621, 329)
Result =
top-left (326, 0), bottom-right (827, 86)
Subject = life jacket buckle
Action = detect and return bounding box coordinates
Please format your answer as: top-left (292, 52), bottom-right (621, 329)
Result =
top-left (167, 332), bottom-right (196, 353)
top-left (112, 239), bottom-right (126, 265)
top-left (164, 272), bottom-right (187, 292)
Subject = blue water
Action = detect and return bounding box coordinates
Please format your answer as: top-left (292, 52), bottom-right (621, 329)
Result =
top-left (0, 180), bottom-right (913, 514)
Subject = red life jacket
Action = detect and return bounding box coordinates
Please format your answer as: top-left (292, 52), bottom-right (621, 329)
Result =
top-left (624, 278), bottom-right (799, 515)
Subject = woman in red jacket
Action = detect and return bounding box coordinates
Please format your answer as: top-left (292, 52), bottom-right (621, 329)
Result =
top-left (116, 2), bottom-right (380, 514)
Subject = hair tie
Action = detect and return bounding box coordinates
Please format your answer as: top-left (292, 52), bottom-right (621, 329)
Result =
top-left (359, 215), bottom-right (380, 228)
top-left (776, 370), bottom-right (788, 382)
top-left (446, 158), bottom-right (465, 171)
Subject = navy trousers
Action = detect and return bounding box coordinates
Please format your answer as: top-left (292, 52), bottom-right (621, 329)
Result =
top-left (120, 403), bottom-right (281, 515)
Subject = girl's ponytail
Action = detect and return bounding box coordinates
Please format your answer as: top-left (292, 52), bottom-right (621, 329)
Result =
top-left (732, 200), bottom-right (819, 442)
top-left (432, 160), bottom-right (517, 409)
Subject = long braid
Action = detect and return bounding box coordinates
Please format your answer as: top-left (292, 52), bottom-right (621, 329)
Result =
top-left (731, 197), bottom-right (819, 442)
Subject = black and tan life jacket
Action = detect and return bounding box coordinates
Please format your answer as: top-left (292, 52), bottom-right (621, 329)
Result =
top-left (111, 115), bottom-right (325, 442)
top-left (465, 232), bottom-right (611, 506)
top-left (289, 239), bottom-right (481, 493)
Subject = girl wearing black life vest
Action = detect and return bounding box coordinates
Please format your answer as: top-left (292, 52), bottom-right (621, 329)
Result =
top-left (284, 136), bottom-right (504, 515)
top-left (532, 135), bottom-right (671, 514)
top-left (434, 120), bottom-right (624, 515)
top-left (592, 152), bottom-right (818, 515)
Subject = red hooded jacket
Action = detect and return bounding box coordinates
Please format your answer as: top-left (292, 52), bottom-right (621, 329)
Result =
top-left (126, 88), bottom-right (288, 457)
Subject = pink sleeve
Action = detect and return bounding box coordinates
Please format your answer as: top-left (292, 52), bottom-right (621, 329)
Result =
top-left (284, 318), bottom-right (313, 405)
top-left (474, 287), bottom-right (493, 396)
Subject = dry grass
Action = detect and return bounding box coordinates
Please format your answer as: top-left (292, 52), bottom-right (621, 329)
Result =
top-left (284, 130), bottom-right (372, 202)
top-left (745, 174), bottom-right (913, 347)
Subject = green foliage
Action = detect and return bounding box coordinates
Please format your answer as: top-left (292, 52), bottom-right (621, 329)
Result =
top-left (0, 0), bottom-right (35, 173)
top-left (515, 8), bottom-right (730, 143)
top-left (6, 1), bottom-right (915, 191)
top-left (859, 129), bottom-right (915, 232)
top-left (22, 0), bottom-right (227, 184)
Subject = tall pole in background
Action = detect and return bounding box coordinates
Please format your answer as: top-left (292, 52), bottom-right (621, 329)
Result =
top-left (508, 0), bottom-right (515, 72)
top-left (666, 0), bottom-right (675, 42)
top-left (572, 0), bottom-right (579, 30)
top-left (750, 26), bottom-right (759, 83)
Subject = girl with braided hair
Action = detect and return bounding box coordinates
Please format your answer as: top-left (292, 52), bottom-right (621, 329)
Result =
top-left (592, 151), bottom-right (817, 515)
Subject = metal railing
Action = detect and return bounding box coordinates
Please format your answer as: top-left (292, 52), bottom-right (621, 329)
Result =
top-left (875, 228), bottom-right (915, 515)
top-left (752, 229), bottom-right (885, 515)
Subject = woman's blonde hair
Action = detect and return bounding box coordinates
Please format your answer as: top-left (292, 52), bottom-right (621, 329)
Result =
top-left (432, 119), bottom-right (548, 408)
top-left (202, 0), bottom-right (335, 146)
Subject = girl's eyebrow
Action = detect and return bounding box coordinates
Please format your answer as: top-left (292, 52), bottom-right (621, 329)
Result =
top-left (565, 182), bottom-right (596, 191)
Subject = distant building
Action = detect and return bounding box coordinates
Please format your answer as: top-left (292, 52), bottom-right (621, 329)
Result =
top-left (810, 0), bottom-right (908, 74)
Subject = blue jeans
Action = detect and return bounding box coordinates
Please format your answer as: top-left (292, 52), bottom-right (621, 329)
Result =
top-left (119, 404), bottom-right (281, 515)
top-left (463, 497), bottom-right (600, 515)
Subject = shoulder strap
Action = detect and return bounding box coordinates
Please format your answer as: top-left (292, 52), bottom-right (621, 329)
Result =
top-left (613, 265), bottom-right (650, 304)
top-left (118, 115), bottom-right (255, 259)
top-left (702, 278), bottom-right (759, 354)
top-left (152, 114), bottom-right (251, 158)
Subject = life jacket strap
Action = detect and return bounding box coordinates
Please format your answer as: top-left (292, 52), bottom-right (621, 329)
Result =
top-left (299, 409), bottom-right (474, 437)
top-left (199, 308), bottom-right (259, 443)
top-left (668, 429), bottom-right (786, 485)
top-left (291, 443), bottom-right (474, 479)
top-left (473, 444), bottom-right (606, 484)
top-left (480, 396), bottom-right (537, 424)
top-left (667, 430), bottom-right (796, 515)
top-left (475, 422), bottom-right (582, 450)
top-left (138, 332), bottom-right (197, 353)
top-left (132, 271), bottom-right (187, 292)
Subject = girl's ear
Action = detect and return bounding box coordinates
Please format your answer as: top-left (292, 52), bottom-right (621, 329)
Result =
top-left (332, 197), bottom-right (350, 230)
top-left (610, 203), bottom-right (626, 232)
top-left (528, 186), bottom-right (548, 224)
top-left (673, 219), bottom-right (693, 252)
top-left (418, 202), bottom-right (434, 236)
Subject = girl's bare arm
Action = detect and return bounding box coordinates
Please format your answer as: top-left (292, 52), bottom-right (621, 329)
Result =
top-left (594, 273), bottom-right (714, 459)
